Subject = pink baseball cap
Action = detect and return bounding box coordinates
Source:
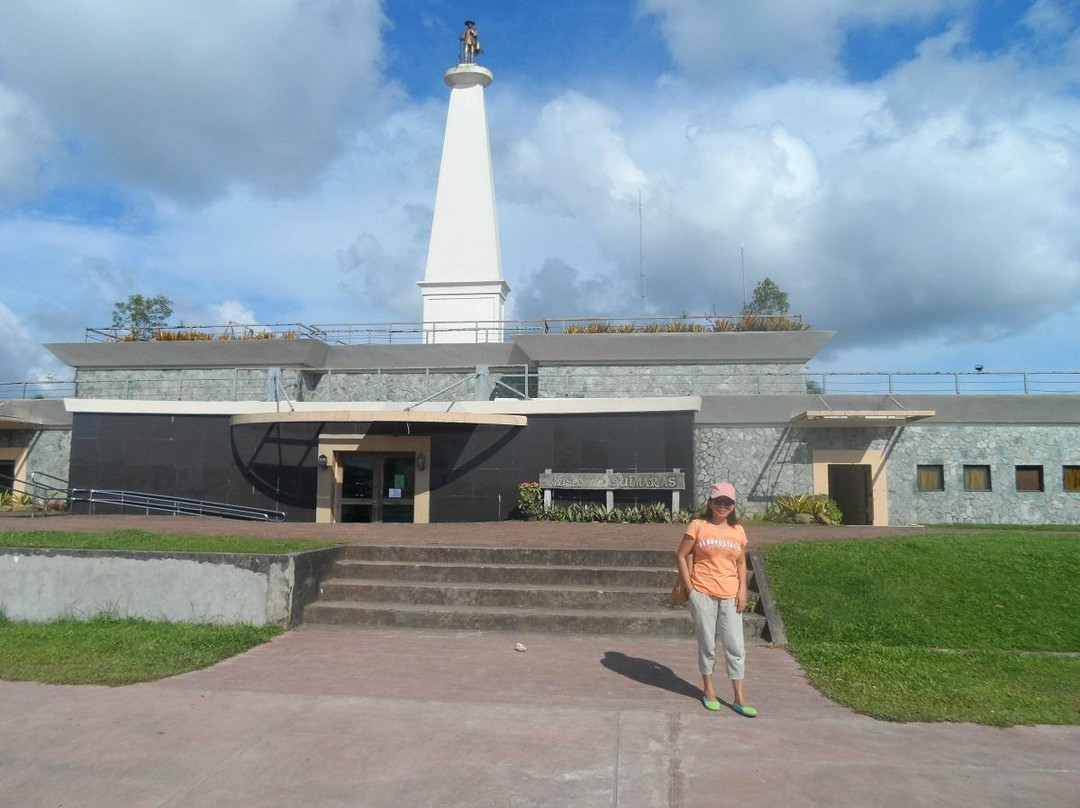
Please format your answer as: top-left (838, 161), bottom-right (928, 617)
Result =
top-left (708, 482), bottom-right (737, 501)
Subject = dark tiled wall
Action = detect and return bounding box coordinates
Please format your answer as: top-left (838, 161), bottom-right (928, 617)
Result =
top-left (427, 413), bottom-right (695, 522)
top-left (68, 411), bottom-right (694, 523)
top-left (69, 414), bottom-right (320, 521)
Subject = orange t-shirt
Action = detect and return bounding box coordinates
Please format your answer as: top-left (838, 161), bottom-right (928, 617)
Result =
top-left (685, 519), bottom-right (748, 599)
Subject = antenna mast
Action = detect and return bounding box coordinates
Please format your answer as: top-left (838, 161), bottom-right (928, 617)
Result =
top-left (740, 244), bottom-right (746, 309)
top-left (638, 189), bottom-right (645, 314)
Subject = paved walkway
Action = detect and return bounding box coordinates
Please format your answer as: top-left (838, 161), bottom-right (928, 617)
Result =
top-left (2, 626), bottom-right (1078, 807)
top-left (2, 516), bottom-right (1077, 806)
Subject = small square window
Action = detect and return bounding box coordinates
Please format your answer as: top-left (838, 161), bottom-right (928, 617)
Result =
top-left (917, 464), bottom-right (944, 492)
top-left (1015, 465), bottom-right (1044, 492)
top-left (963, 465), bottom-right (992, 492)
top-left (1064, 466), bottom-right (1080, 492)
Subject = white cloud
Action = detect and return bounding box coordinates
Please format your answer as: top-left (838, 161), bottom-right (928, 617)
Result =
top-left (499, 22), bottom-right (1080, 365)
top-left (0, 303), bottom-right (62, 382)
top-left (0, 85), bottom-right (59, 205)
top-left (638, 0), bottom-right (969, 77)
top-left (202, 300), bottom-right (257, 327)
top-left (1023, 0), bottom-right (1078, 39)
top-left (0, 0), bottom-right (390, 201)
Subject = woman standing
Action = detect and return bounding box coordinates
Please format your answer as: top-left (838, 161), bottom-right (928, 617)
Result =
top-left (676, 481), bottom-right (757, 716)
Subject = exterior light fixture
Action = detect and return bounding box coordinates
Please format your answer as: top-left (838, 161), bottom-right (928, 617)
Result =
top-left (317, 454), bottom-right (328, 470)
top-left (416, 451), bottom-right (426, 471)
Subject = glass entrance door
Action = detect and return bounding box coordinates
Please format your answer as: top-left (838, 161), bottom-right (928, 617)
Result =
top-left (339, 453), bottom-right (415, 523)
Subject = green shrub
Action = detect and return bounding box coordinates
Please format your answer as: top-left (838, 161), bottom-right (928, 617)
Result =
top-left (517, 482), bottom-right (544, 519)
top-left (514, 483), bottom-right (694, 523)
top-left (765, 493), bottom-right (843, 524)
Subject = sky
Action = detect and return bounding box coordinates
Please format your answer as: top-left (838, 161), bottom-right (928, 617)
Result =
top-left (0, 0), bottom-right (1078, 383)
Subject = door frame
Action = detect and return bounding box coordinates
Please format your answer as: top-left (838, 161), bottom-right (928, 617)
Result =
top-left (812, 448), bottom-right (889, 526)
top-left (316, 434), bottom-right (431, 524)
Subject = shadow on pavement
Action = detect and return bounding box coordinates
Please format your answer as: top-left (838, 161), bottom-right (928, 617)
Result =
top-left (600, 651), bottom-right (701, 701)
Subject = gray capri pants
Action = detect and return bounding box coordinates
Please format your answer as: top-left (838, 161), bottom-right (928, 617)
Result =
top-left (688, 588), bottom-right (746, 680)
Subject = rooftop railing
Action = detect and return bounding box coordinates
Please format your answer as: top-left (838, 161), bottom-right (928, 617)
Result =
top-left (84, 322), bottom-right (328, 343)
top-left (0, 380), bottom-right (77, 400)
top-left (806, 371), bottom-right (1080, 395)
top-left (83, 314), bottom-right (808, 345)
top-left (3, 369), bottom-right (1079, 400)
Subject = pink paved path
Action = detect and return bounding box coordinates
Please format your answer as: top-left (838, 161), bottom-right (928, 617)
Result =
top-left (1, 628), bottom-right (1077, 807)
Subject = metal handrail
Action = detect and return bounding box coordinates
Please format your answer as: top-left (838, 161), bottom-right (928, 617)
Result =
top-left (0, 380), bottom-right (77, 399)
top-left (84, 314), bottom-right (806, 345)
top-left (28, 471), bottom-right (71, 518)
top-left (69, 488), bottom-right (286, 522)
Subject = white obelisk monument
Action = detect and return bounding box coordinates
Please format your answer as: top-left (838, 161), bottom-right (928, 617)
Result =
top-left (418, 21), bottom-right (509, 343)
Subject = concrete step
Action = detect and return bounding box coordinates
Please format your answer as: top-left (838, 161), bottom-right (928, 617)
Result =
top-left (303, 600), bottom-right (768, 639)
top-left (302, 544), bottom-right (768, 641)
top-left (332, 560), bottom-right (755, 590)
top-left (317, 578), bottom-right (689, 611)
top-left (340, 545), bottom-right (679, 568)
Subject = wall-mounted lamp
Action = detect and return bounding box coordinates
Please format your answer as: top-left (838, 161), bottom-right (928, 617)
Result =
top-left (317, 453), bottom-right (328, 470)
top-left (416, 451), bottom-right (426, 471)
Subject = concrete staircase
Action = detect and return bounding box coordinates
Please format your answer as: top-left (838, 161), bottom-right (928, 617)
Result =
top-left (303, 545), bottom-right (770, 641)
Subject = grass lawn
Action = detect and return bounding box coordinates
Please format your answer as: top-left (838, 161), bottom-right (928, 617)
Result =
top-left (0, 616), bottom-right (281, 686)
top-left (924, 523), bottom-right (1080, 532)
top-left (0, 529), bottom-right (335, 685)
top-left (0, 529), bottom-right (340, 554)
top-left (763, 531), bottom-right (1080, 726)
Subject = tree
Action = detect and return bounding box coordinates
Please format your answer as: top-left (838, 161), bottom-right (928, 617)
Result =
top-left (112, 294), bottom-right (174, 339)
top-left (742, 277), bottom-right (789, 316)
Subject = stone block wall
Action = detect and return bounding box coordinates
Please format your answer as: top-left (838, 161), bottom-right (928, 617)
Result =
top-left (539, 363), bottom-right (806, 398)
top-left (74, 368), bottom-right (300, 402)
top-left (302, 370), bottom-right (480, 402)
top-left (694, 424), bottom-right (1080, 525)
top-left (887, 425), bottom-right (1080, 525)
top-left (0, 428), bottom-right (70, 485)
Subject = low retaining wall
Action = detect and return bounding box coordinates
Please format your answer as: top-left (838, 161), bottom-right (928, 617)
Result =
top-left (0, 546), bottom-right (343, 626)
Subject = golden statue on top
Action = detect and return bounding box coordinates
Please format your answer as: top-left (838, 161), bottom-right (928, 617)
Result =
top-left (461, 20), bottom-right (482, 64)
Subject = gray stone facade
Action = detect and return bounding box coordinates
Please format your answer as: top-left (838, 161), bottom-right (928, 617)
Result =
top-left (302, 369), bottom-right (487, 403)
top-left (74, 368), bottom-right (298, 402)
top-left (538, 363), bottom-right (806, 398)
top-left (694, 424), bottom-right (1080, 525)
top-left (73, 363), bottom-right (802, 402)
top-left (887, 425), bottom-right (1080, 525)
top-left (0, 428), bottom-right (70, 482)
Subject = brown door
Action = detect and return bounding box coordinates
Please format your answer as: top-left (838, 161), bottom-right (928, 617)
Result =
top-left (339, 453), bottom-right (416, 523)
top-left (827, 464), bottom-right (873, 525)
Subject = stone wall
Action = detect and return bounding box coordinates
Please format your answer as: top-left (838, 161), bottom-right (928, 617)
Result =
top-left (0, 428), bottom-right (71, 484)
top-left (693, 424), bottom-right (1080, 525)
top-left (74, 368), bottom-right (300, 401)
top-left (539, 363), bottom-right (806, 398)
top-left (25, 429), bottom-right (71, 483)
top-left (302, 369), bottom-right (483, 402)
top-left (72, 367), bottom-right (535, 403)
top-left (886, 425), bottom-right (1080, 525)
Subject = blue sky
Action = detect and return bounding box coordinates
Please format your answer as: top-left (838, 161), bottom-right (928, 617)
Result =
top-left (0, 0), bottom-right (1078, 382)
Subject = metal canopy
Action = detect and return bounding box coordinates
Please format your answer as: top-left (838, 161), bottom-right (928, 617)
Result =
top-left (792, 409), bottom-right (936, 427)
top-left (230, 410), bottom-right (527, 427)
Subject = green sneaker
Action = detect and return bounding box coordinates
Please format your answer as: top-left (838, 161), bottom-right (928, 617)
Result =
top-left (702, 697), bottom-right (722, 711)
top-left (732, 703), bottom-right (758, 718)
